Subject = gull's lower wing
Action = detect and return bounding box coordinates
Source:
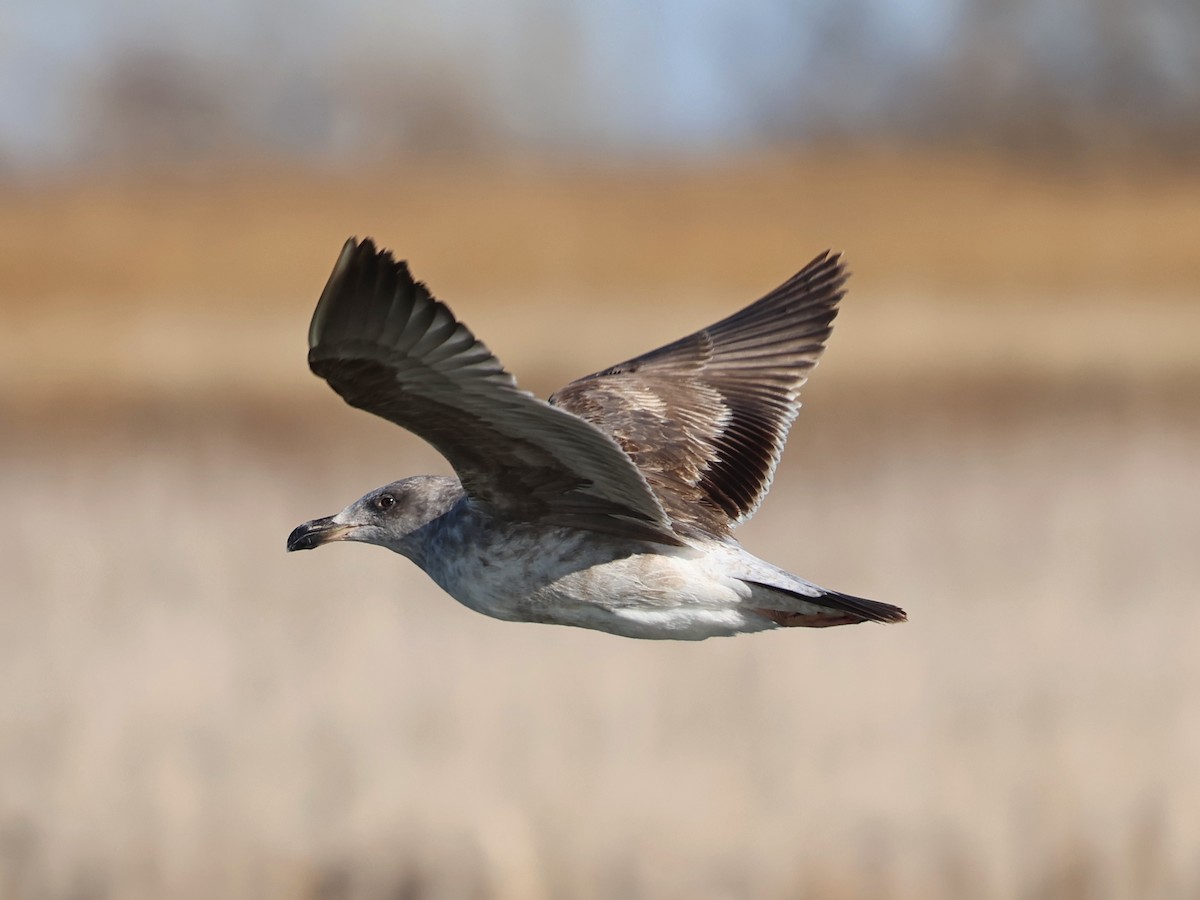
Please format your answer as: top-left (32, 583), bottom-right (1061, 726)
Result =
top-left (307, 238), bottom-right (680, 545)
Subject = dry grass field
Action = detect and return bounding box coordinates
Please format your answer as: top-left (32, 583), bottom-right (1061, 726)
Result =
top-left (1, 153), bottom-right (1198, 898)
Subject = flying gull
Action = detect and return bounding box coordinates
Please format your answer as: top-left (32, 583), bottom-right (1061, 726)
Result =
top-left (287, 239), bottom-right (906, 639)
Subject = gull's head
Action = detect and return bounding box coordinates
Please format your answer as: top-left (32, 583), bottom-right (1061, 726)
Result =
top-left (287, 476), bottom-right (460, 557)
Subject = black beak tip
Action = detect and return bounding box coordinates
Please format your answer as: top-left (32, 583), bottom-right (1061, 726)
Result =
top-left (287, 516), bottom-right (333, 552)
top-left (286, 524), bottom-right (312, 552)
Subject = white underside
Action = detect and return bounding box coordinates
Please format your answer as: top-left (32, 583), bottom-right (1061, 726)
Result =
top-left (421, 536), bottom-right (826, 640)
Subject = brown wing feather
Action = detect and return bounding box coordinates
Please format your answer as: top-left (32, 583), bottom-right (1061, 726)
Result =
top-left (308, 238), bottom-right (680, 545)
top-left (550, 251), bottom-right (847, 536)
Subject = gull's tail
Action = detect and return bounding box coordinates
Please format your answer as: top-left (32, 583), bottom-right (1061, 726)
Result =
top-left (741, 579), bottom-right (907, 628)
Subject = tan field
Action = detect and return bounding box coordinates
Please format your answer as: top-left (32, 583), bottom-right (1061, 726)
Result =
top-left (2, 153), bottom-right (1199, 898)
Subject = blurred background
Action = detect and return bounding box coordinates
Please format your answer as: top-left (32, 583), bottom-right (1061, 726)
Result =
top-left (2, 1), bottom-right (1199, 897)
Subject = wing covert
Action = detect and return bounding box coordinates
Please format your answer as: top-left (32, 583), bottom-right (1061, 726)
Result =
top-left (550, 251), bottom-right (847, 535)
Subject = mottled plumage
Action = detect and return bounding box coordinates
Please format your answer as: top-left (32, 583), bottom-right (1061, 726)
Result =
top-left (550, 251), bottom-right (844, 536)
top-left (288, 238), bottom-right (906, 639)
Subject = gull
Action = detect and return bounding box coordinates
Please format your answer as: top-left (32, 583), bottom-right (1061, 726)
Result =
top-left (287, 239), bottom-right (906, 640)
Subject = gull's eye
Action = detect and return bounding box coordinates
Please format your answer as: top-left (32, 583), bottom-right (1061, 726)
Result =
top-left (374, 494), bottom-right (397, 512)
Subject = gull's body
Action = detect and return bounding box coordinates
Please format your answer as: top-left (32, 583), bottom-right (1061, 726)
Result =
top-left (385, 485), bottom-right (857, 640)
top-left (288, 239), bottom-right (906, 640)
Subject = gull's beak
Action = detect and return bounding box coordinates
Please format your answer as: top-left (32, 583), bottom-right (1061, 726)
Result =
top-left (286, 515), bottom-right (355, 552)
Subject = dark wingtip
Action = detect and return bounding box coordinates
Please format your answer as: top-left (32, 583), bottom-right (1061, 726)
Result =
top-left (309, 237), bottom-right (421, 353)
top-left (827, 250), bottom-right (849, 282)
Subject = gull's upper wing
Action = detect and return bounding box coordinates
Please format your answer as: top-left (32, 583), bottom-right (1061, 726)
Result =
top-left (550, 251), bottom-right (847, 537)
top-left (307, 239), bottom-right (680, 545)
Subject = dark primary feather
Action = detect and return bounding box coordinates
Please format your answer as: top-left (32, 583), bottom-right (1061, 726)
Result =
top-left (550, 251), bottom-right (847, 536)
top-left (307, 238), bottom-right (681, 545)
